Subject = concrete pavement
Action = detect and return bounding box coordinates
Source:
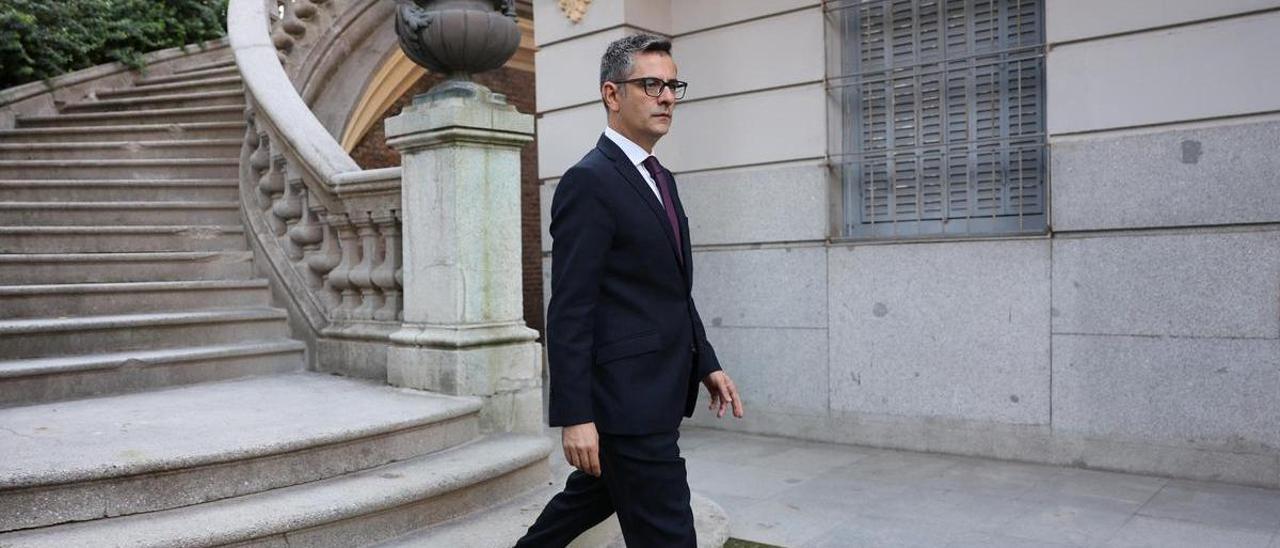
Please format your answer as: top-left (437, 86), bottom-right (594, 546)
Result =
top-left (677, 427), bottom-right (1280, 547)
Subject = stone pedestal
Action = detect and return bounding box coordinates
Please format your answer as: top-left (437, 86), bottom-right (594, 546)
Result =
top-left (385, 82), bottom-right (541, 434)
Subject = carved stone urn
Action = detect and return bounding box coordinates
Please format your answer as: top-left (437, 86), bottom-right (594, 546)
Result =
top-left (395, 0), bottom-right (520, 85)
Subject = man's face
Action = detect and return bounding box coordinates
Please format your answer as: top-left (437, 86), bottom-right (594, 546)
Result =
top-left (605, 52), bottom-right (678, 148)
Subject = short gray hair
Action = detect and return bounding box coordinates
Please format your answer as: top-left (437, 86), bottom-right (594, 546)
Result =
top-left (599, 34), bottom-right (672, 86)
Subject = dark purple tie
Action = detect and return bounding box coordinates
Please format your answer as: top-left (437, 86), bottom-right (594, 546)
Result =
top-left (640, 156), bottom-right (683, 264)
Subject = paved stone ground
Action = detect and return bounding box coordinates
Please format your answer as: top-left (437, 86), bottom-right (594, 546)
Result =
top-left (677, 427), bottom-right (1280, 548)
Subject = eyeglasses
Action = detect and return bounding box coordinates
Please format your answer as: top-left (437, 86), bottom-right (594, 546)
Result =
top-left (612, 77), bottom-right (688, 100)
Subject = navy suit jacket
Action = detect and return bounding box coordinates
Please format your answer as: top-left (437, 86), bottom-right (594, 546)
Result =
top-left (546, 134), bottom-right (723, 435)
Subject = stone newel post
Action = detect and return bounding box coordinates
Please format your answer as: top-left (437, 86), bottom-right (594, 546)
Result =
top-left (384, 0), bottom-right (540, 434)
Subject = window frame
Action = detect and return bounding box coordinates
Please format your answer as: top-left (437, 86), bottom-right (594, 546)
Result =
top-left (827, 0), bottom-right (1051, 241)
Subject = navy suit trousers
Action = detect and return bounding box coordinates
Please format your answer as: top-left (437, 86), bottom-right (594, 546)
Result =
top-left (514, 430), bottom-right (695, 547)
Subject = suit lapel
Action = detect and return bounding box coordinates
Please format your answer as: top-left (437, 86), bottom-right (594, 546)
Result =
top-left (595, 136), bottom-right (686, 279)
top-left (664, 167), bottom-right (694, 283)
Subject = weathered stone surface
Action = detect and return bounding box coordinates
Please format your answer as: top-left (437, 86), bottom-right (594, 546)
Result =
top-left (0, 308), bottom-right (290, 360)
top-left (1104, 515), bottom-right (1275, 548)
top-left (1052, 333), bottom-right (1280, 451)
top-left (387, 85), bottom-right (533, 326)
top-left (1047, 11), bottom-right (1280, 134)
top-left (1051, 229), bottom-right (1280, 338)
top-left (828, 238), bottom-right (1052, 425)
top-left (1046, 0), bottom-right (1280, 44)
top-left (0, 279), bottom-right (268, 319)
top-left (691, 246), bottom-right (827, 328)
top-left (0, 251), bottom-right (256, 285)
top-left (0, 340), bottom-right (303, 408)
top-left (536, 104), bottom-right (601, 180)
top-left (386, 85), bottom-right (543, 436)
top-left (675, 8), bottom-right (822, 102)
top-left (0, 373), bottom-right (481, 531)
top-left (0, 433), bottom-right (551, 547)
top-left (1051, 120), bottom-right (1280, 231)
top-left (704, 325), bottom-right (829, 417)
top-left (677, 163), bottom-right (829, 246)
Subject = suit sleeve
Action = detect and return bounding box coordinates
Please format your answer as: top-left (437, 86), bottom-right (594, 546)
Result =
top-left (690, 297), bottom-right (723, 380)
top-left (546, 167), bottom-right (615, 427)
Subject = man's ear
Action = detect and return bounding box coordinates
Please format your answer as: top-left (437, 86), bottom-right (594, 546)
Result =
top-left (601, 82), bottom-right (622, 112)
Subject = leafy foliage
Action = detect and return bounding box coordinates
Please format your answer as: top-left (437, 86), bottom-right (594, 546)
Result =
top-left (0, 0), bottom-right (229, 89)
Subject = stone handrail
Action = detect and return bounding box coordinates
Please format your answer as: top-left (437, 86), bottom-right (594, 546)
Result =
top-left (228, 0), bottom-right (404, 372)
top-left (228, 0), bottom-right (364, 195)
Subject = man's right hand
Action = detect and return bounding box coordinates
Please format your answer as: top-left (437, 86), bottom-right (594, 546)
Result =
top-left (562, 422), bottom-right (601, 477)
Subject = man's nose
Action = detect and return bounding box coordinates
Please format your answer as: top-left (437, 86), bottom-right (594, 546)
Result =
top-left (658, 87), bottom-right (676, 104)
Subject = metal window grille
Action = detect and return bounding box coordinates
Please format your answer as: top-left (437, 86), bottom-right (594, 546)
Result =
top-left (828, 0), bottom-right (1047, 238)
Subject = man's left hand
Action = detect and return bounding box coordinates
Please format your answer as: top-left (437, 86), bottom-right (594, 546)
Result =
top-left (702, 370), bottom-right (744, 419)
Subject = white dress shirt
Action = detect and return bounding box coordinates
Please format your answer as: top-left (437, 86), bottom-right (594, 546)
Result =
top-left (603, 126), bottom-right (663, 205)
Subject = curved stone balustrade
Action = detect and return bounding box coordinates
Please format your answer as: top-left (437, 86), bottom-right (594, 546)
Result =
top-left (229, 0), bottom-right (404, 377)
top-left (229, 0), bottom-right (542, 436)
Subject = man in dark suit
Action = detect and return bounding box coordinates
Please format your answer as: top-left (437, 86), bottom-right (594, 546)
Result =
top-left (515, 34), bottom-right (744, 547)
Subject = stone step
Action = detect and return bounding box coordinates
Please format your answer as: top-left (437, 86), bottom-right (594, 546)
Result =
top-left (0, 139), bottom-right (243, 161)
top-left (0, 201), bottom-right (240, 225)
top-left (0, 178), bottom-right (239, 202)
top-left (0, 225), bottom-right (246, 253)
top-left (0, 307), bottom-right (290, 360)
top-left (96, 76), bottom-right (243, 100)
top-left (0, 429), bottom-right (550, 547)
top-left (0, 158), bottom-right (239, 179)
top-left (135, 65), bottom-right (240, 87)
top-left (16, 105), bottom-right (244, 128)
top-left (172, 57), bottom-right (237, 75)
top-left (375, 486), bottom-right (730, 548)
top-left (0, 251), bottom-right (254, 284)
top-left (0, 122), bottom-right (246, 144)
top-left (0, 279), bottom-right (269, 319)
top-left (61, 89), bottom-right (245, 114)
top-left (0, 373), bottom-right (485, 532)
top-left (0, 339), bottom-right (304, 407)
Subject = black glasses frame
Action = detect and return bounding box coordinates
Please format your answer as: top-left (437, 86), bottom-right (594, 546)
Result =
top-left (611, 77), bottom-right (688, 99)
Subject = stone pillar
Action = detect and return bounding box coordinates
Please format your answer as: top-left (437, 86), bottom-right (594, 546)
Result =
top-left (384, 82), bottom-right (541, 434)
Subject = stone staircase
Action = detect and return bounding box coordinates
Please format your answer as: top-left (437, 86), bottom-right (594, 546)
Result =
top-left (0, 49), bottom-right (552, 546)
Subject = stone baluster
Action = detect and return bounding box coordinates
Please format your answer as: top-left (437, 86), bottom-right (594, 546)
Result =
top-left (290, 190), bottom-right (325, 267)
top-left (281, 0), bottom-right (307, 36)
top-left (250, 130), bottom-right (272, 210)
top-left (275, 164), bottom-right (306, 255)
top-left (371, 212), bottom-right (402, 322)
top-left (261, 150), bottom-right (288, 236)
top-left (395, 265), bottom-right (403, 321)
top-left (308, 212), bottom-right (343, 310)
top-left (348, 212), bottom-right (383, 321)
top-left (327, 213), bottom-right (361, 319)
top-left (243, 105), bottom-right (260, 164)
top-left (294, 0), bottom-right (318, 20)
top-left (272, 0), bottom-right (298, 53)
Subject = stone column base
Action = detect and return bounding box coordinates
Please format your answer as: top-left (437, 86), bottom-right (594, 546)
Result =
top-left (388, 324), bottom-right (543, 434)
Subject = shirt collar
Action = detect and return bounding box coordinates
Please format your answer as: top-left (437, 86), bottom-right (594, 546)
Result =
top-left (603, 126), bottom-right (653, 169)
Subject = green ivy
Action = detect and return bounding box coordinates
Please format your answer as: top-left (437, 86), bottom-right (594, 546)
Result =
top-left (0, 0), bottom-right (229, 89)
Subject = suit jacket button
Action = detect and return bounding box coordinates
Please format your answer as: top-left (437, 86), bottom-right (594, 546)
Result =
top-left (689, 344), bottom-right (697, 353)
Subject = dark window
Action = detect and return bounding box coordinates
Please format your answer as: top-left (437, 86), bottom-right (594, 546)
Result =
top-left (829, 0), bottom-right (1047, 238)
